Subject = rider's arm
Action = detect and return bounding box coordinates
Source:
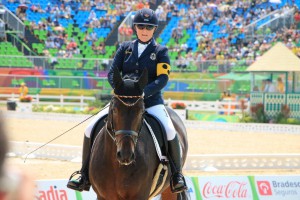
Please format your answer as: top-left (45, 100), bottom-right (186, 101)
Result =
top-left (108, 43), bottom-right (128, 89)
top-left (144, 47), bottom-right (171, 98)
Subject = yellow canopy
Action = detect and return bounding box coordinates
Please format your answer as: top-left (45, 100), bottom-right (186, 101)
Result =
top-left (247, 42), bottom-right (300, 72)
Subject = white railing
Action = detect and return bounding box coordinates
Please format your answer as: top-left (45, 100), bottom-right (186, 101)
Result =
top-left (165, 99), bottom-right (250, 115)
top-left (1, 93), bottom-right (249, 114)
top-left (0, 93), bottom-right (96, 107)
top-left (9, 141), bottom-right (300, 171)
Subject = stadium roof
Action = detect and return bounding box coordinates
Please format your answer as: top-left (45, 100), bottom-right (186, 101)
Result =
top-left (247, 42), bottom-right (300, 72)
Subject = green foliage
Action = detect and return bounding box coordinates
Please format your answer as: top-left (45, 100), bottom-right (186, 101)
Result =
top-left (286, 118), bottom-right (300, 124)
top-left (239, 113), bottom-right (256, 123)
top-left (239, 103), bottom-right (268, 123)
top-left (240, 104), bottom-right (300, 125)
top-left (87, 100), bottom-right (105, 108)
top-left (31, 104), bottom-right (102, 115)
top-left (201, 93), bottom-right (221, 101)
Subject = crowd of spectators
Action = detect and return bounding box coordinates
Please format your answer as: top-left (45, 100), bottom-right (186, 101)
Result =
top-left (3, 0), bottom-right (300, 72)
top-left (156, 0), bottom-right (300, 72)
top-left (10, 0), bottom-right (149, 59)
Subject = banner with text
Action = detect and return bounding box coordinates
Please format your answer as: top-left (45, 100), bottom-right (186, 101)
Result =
top-left (36, 175), bottom-right (300, 200)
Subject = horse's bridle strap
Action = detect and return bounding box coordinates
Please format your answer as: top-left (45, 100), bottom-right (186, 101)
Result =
top-left (113, 92), bottom-right (144, 107)
top-left (115, 130), bottom-right (139, 137)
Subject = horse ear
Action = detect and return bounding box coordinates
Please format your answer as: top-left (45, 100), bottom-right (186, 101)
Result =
top-left (137, 68), bottom-right (148, 90)
top-left (113, 67), bottom-right (123, 89)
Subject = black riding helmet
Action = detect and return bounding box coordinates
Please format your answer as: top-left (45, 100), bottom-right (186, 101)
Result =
top-left (133, 8), bottom-right (158, 27)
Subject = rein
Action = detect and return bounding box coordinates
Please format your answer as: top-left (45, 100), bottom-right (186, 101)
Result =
top-left (23, 105), bottom-right (110, 163)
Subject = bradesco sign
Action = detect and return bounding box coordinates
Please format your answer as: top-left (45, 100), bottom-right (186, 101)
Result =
top-left (254, 176), bottom-right (300, 200)
top-left (189, 176), bottom-right (254, 200)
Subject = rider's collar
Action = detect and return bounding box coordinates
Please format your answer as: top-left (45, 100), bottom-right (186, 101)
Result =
top-left (138, 38), bottom-right (152, 45)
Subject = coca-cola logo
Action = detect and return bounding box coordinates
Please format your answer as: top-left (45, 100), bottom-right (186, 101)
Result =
top-left (257, 181), bottom-right (272, 195)
top-left (202, 181), bottom-right (248, 198)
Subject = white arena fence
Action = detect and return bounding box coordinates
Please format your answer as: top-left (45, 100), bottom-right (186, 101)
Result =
top-left (8, 141), bottom-right (300, 171)
top-left (165, 99), bottom-right (250, 115)
top-left (0, 93), bottom-right (249, 114)
top-left (4, 111), bottom-right (300, 134)
top-left (0, 93), bottom-right (96, 108)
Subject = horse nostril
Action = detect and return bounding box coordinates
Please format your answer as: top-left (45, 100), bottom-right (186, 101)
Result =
top-left (131, 153), bottom-right (135, 161)
top-left (117, 151), bottom-right (122, 160)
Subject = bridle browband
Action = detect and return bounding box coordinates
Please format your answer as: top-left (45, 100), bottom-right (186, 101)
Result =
top-left (114, 92), bottom-right (144, 107)
top-left (106, 92), bottom-right (144, 145)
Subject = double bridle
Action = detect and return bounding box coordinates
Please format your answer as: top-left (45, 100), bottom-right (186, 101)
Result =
top-left (106, 92), bottom-right (144, 145)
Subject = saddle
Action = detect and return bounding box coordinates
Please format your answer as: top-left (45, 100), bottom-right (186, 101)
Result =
top-left (90, 113), bottom-right (168, 160)
top-left (144, 113), bottom-right (168, 158)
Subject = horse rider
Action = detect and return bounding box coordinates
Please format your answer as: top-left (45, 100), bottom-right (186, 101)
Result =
top-left (67, 8), bottom-right (188, 193)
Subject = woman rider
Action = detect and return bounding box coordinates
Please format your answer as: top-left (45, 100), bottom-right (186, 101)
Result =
top-left (67, 8), bottom-right (187, 194)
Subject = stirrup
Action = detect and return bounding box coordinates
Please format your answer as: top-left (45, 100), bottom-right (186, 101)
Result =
top-left (170, 172), bottom-right (188, 193)
top-left (67, 171), bottom-right (91, 192)
top-left (68, 170), bottom-right (81, 181)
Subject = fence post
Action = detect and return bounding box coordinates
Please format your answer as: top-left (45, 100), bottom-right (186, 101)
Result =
top-left (80, 95), bottom-right (83, 108)
top-left (227, 100), bottom-right (231, 116)
top-left (216, 100), bottom-right (219, 115)
top-left (60, 94), bottom-right (63, 107)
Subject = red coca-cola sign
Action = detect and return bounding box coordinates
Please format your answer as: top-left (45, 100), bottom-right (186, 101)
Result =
top-left (202, 181), bottom-right (249, 198)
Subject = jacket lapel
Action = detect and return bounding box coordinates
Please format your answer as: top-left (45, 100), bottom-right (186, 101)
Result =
top-left (132, 40), bottom-right (139, 60)
top-left (138, 39), bottom-right (157, 60)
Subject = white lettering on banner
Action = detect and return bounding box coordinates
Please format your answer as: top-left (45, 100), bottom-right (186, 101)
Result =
top-left (202, 181), bottom-right (248, 199)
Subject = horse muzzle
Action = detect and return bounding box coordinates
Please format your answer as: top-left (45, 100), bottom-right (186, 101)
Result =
top-left (115, 130), bottom-right (138, 165)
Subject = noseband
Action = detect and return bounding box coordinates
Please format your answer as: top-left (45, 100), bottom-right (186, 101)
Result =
top-left (106, 93), bottom-right (144, 145)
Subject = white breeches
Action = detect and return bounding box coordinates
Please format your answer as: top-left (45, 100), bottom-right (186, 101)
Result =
top-left (84, 104), bottom-right (176, 141)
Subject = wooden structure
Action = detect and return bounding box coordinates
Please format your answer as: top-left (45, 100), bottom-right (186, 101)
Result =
top-left (247, 42), bottom-right (300, 118)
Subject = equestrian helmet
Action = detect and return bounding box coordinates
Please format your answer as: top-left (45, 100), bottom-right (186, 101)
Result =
top-left (133, 8), bottom-right (158, 27)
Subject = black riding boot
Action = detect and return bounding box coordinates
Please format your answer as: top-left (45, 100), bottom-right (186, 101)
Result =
top-left (168, 135), bottom-right (188, 193)
top-left (67, 135), bottom-right (91, 191)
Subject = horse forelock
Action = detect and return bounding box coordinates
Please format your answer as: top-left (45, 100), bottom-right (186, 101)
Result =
top-left (114, 78), bottom-right (143, 97)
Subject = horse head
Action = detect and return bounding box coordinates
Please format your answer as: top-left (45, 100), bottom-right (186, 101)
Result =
top-left (107, 68), bottom-right (148, 165)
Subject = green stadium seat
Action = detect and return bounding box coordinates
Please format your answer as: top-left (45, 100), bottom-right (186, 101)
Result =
top-left (72, 80), bottom-right (79, 88)
top-left (42, 80), bottom-right (51, 87)
top-left (49, 79), bottom-right (56, 87)
top-left (11, 79), bottom-right (19, 86)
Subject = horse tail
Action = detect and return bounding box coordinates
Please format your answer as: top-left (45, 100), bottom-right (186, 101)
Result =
top-left (176, 190), bottom-right (190, 200)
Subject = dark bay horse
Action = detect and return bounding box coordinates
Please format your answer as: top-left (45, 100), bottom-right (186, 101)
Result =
top-left (89, 68), bottom-right (189, 200)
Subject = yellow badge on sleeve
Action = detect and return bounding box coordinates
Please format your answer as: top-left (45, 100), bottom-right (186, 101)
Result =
top-left (157, 63), bottom-right (171, 76)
